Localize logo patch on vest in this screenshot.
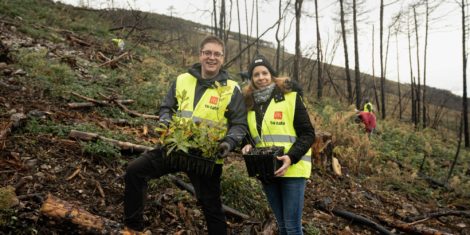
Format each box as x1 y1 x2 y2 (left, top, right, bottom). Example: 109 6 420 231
274 111 283 120
209 96 219 104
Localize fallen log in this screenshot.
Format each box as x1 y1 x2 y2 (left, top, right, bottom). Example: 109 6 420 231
40 194 148 234
69 130 153 153
377 214 454 235
167 175 251 220
315 198 394 235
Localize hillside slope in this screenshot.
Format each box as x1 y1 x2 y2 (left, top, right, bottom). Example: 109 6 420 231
0 1 469 234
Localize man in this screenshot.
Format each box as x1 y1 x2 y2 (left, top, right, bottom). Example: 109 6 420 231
356 111 376 134
123 35 247 234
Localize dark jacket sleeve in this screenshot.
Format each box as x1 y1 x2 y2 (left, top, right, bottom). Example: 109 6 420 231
158 81 177 125
222 86 248 150
286 94 315 164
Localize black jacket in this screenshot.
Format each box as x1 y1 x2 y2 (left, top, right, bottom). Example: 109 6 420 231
245 86 315 164
159 63 248 150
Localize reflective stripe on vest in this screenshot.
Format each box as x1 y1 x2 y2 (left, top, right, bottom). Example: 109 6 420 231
175 73 238 164
247 92 312 178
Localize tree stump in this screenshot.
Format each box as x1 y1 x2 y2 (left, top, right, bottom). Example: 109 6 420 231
311 131 339 175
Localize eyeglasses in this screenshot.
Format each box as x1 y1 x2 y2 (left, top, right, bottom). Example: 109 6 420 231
201 50 224 58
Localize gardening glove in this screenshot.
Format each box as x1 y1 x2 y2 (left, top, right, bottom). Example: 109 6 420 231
217 142 231 159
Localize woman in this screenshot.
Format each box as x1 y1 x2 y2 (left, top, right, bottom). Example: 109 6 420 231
241 54 315 235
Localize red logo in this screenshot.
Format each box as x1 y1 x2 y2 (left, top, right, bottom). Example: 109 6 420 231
274 111 283 120
209 96 219 104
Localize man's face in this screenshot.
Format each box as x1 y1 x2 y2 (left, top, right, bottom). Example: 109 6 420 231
199 42 224 79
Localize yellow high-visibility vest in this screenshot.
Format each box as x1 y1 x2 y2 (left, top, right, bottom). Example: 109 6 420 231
175 73 238 164
247 92 312 178
363 102 373 112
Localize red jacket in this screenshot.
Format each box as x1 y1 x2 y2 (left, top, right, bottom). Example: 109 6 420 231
358 111 376 133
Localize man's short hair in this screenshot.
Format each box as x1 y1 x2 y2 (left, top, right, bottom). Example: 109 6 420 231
200 35 225 53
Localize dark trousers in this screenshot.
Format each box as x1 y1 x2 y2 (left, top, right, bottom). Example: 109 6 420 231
124 148 227 235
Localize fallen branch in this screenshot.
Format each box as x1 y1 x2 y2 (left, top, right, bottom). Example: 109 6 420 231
405 210 470 222
67 100 134 109
69 130 153 153
167 175 250 220
314 198 394 235
377 214 454 235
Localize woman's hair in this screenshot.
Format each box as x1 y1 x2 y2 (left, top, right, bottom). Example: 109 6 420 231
242 76 300 110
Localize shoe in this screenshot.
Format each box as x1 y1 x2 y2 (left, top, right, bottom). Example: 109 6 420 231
121 226 152 235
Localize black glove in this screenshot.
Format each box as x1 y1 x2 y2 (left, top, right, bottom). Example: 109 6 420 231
217 142 231 158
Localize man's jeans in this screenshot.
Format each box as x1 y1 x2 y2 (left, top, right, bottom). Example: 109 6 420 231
124 148 227 234
262 178 306 235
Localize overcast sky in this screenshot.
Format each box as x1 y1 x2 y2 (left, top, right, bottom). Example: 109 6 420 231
56 0 466 96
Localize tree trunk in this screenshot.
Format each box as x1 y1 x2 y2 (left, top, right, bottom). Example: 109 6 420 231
408 13 417 126
396 32 402 120
353 0 361 109
293 0 303 82
413 6 421 129
244 0 251 64
213 0 218 36
423 0 429 128
236 0 243 72
339 0 353 104
275 0 282 71
314 0 323 99
380 0 386 118
372 25 381 115
461 0 469 147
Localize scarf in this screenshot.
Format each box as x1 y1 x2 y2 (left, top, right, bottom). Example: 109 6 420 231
253 83 275 104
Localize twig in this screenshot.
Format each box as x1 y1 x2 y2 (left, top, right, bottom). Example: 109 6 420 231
66 166 81 181
114 100 159 119
98 52 128 67
94 180 105 198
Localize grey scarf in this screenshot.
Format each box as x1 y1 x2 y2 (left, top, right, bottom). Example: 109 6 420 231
253 83 276 104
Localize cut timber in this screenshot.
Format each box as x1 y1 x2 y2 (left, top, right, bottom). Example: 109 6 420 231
40 194 145 234
69 130 153 153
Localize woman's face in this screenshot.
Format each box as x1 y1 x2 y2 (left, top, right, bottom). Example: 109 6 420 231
252 65 273 89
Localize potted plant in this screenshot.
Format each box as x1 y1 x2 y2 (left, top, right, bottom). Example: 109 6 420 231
155 83 230 176
242 146 285 178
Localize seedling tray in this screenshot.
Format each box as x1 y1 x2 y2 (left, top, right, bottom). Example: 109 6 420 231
242 146 284 178
163 148 215 177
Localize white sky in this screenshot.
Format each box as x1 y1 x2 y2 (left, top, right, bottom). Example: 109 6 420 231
56 0 467 96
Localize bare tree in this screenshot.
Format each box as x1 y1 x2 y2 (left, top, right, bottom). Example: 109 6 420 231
213 0 218 36
407 11 417 126
339 0 353 104
353 0 361 109
459 0 469 147
244 0 251 64
314 0 323 99
293 0 303 82
236 0 243 72
413 5 422 128
380 0 386 118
